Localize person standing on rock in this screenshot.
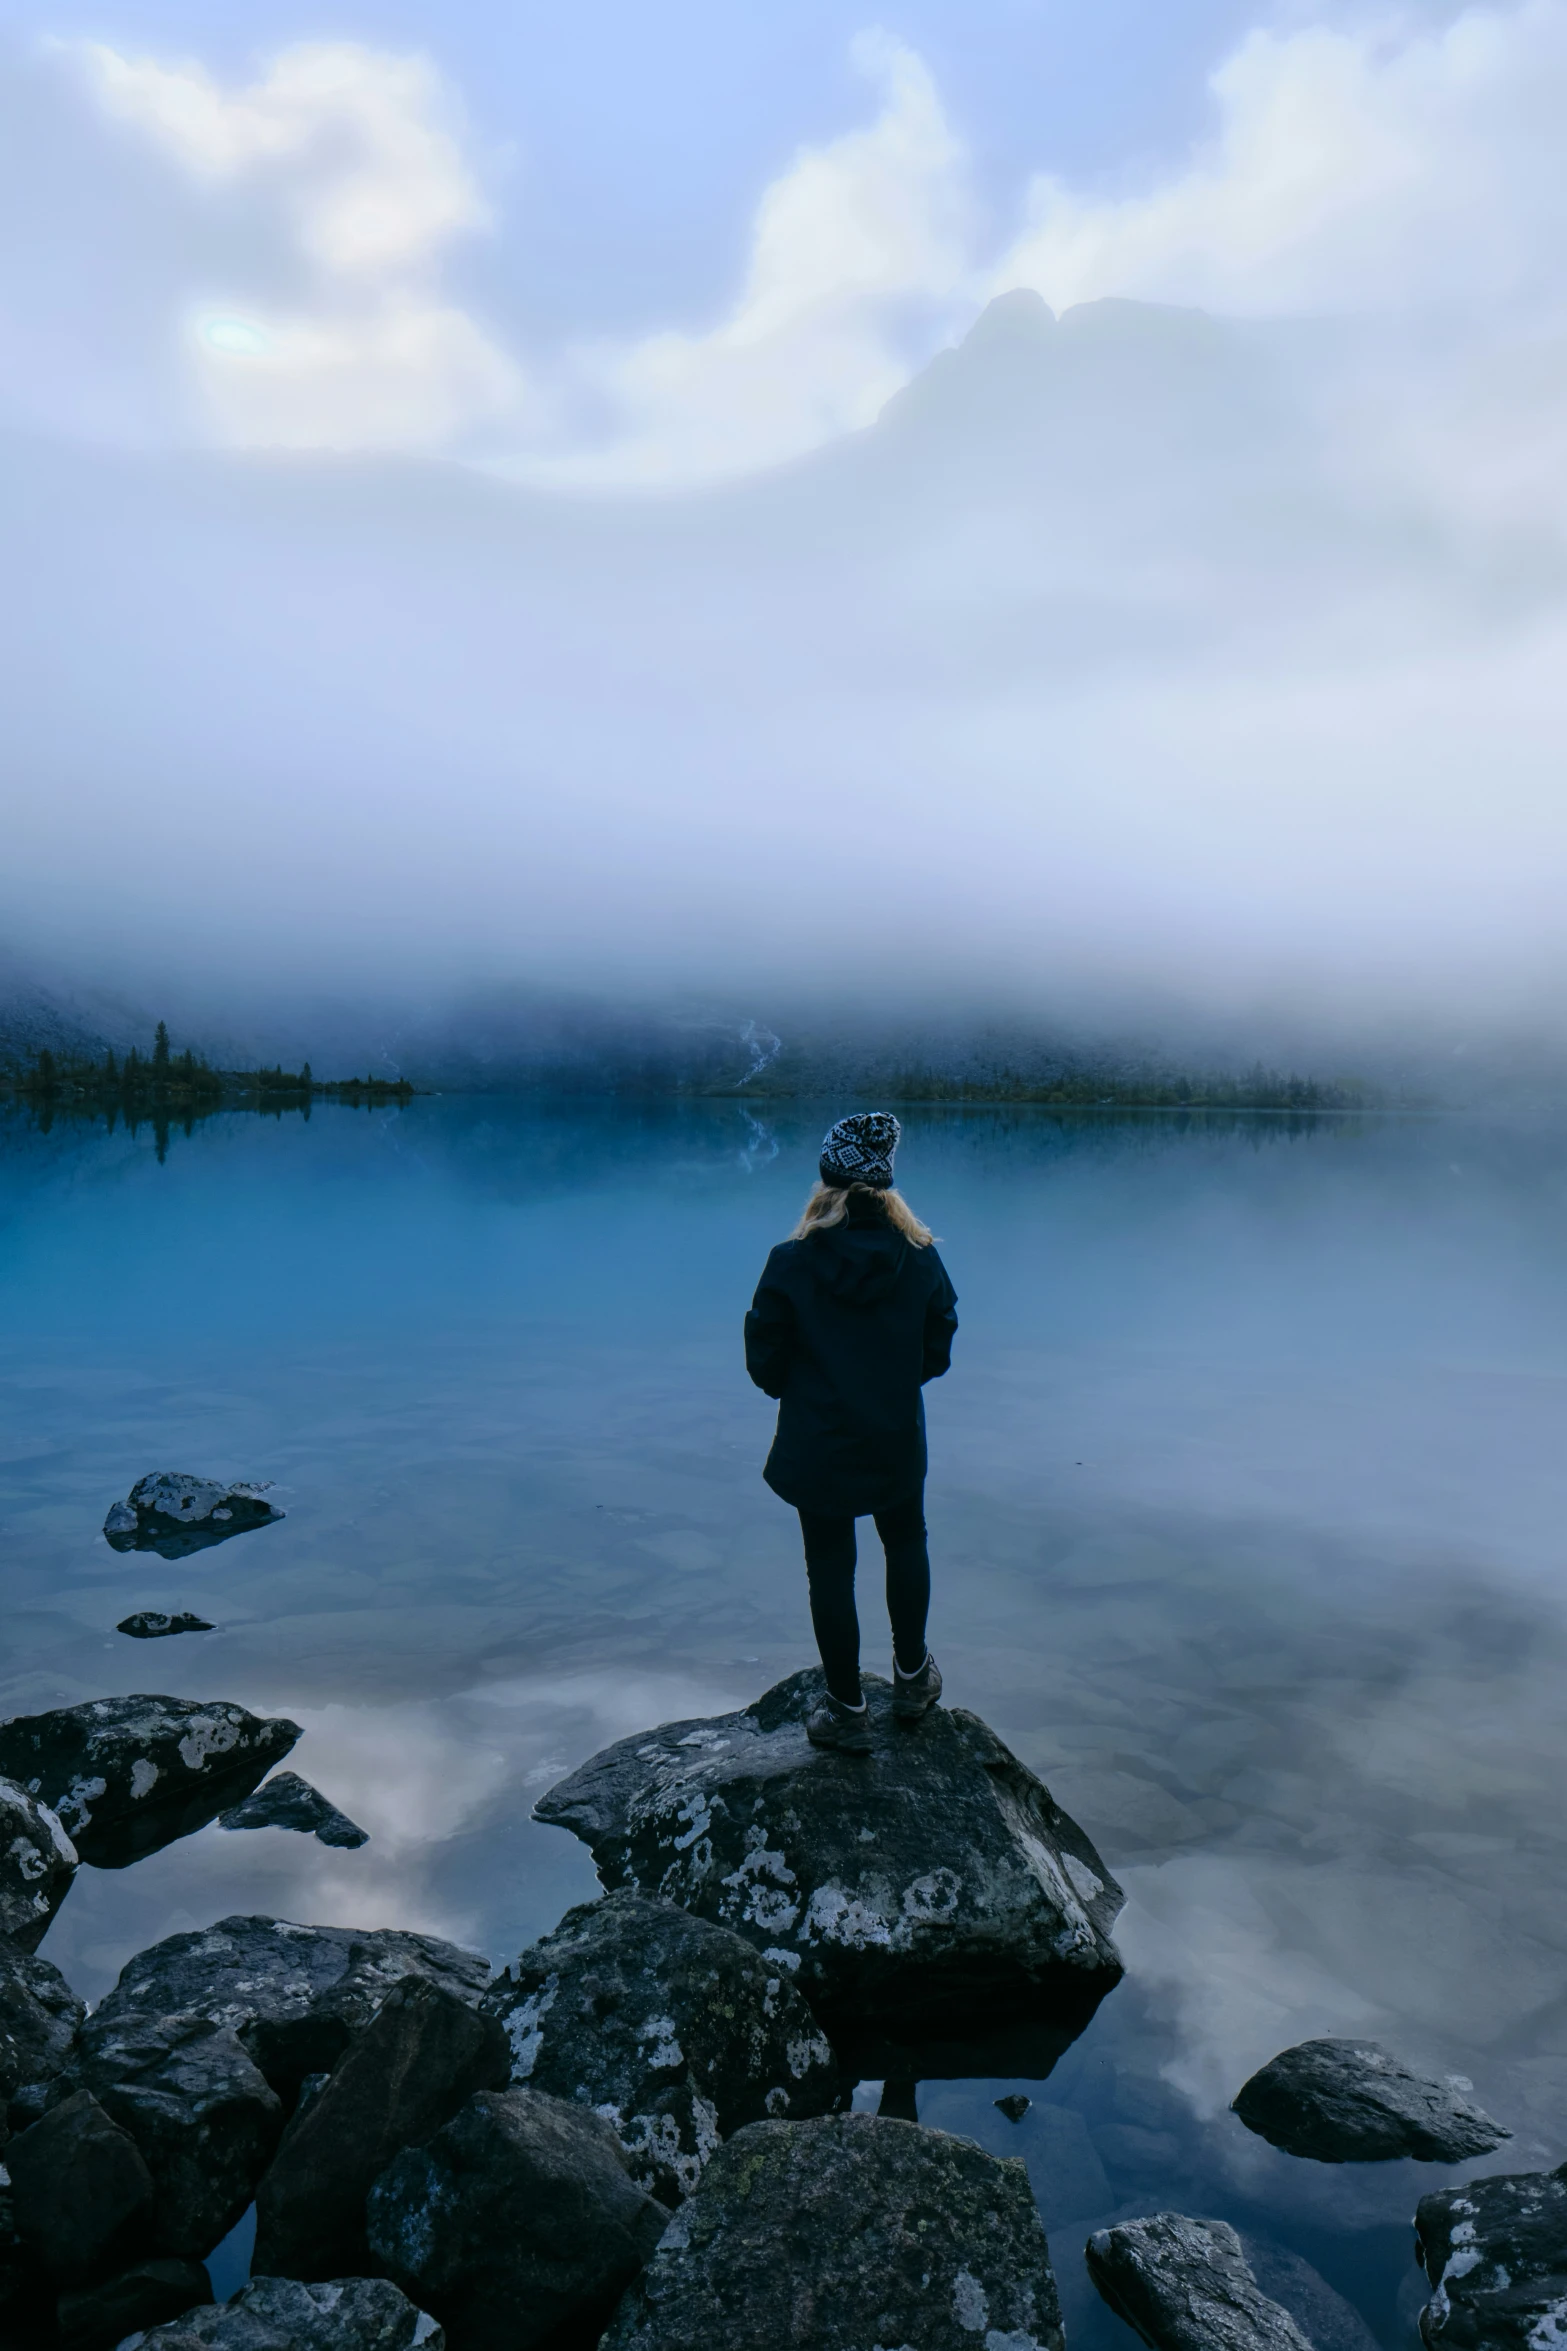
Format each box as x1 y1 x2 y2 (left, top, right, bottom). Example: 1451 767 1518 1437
744 1112 958 1754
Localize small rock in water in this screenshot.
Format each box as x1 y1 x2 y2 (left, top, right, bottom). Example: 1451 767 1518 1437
0 1939 85 2132
219 1771 368 1849
601 2110 1063 2351
0 1695 301 1870
0 1775 78 1951
75 2007 284 2260
120 2273 445 2349
104 1473 284 1561
1086 2215 1314 2351
118 1613 215 1640
92 1914 492 2109
56 2255 213 2351
995 2092 1031 2122
535 1667 1123 2041
367 2085 669 2351
1232 2038 1511 2163
481 1889 839 2204
5 2087 157 2281
1416 2160 1567 2349
252 1976 510 2283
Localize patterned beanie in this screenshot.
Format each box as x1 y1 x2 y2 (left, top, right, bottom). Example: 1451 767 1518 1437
819 1111 902 1191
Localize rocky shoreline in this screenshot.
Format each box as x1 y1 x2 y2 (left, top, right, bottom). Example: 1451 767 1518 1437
0 1642 1551 2348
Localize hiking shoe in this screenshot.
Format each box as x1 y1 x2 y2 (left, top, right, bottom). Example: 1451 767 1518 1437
806 1694 873 1754
892 1652 942 1720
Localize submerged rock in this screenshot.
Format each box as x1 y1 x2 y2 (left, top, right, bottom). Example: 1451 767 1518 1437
92 1915 492 2109
219 1772 368 1849
120 2274 444 2350
253 1976 510 2282
1239 2235 1382 2351
367 2085 669 2351
481 1890 839 2204
1415 2161 1567 2348
0 1696 301 1869
1233 2039 1511 2164
1086 2215 1314 2351
118 1614 215 1641
535 1668 1123 2040
57 2256 213 2351
0 1778 77 1951
602 2110 1063 2351
1 1940 87 2131
104 1474 284 1561
995 2092 1032 2122
75 2007 284 2260
6 2087 157 2281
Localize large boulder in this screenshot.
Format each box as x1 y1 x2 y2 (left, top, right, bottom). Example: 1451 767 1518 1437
57 2257 213 2351
535 1670 1123 2040
1415 2162 1567 2348
1086 2216 1315 2351
1 1937 85 2131
117 2275 444 2349
5 2087 157 2281
252 1977 510 2282
481 1890 839 2203
1233 2040 1511 2163
219 1772 368 1849
366 2086 669 2351
0 1779 77 1950
90 1915 491 2107
104 1474 284 1561
75 2007 284 2259
118 1614 214 1641
0 1698 302 1868
601 2110 1062 2351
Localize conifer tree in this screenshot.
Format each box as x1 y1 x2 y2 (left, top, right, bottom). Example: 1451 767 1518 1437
153 1021 171 1077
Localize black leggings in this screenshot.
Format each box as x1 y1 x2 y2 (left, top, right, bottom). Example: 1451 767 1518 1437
797 1492 930 1707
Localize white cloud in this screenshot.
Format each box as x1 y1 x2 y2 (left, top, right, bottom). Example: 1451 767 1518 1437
995 0 1567 316
486 30 975 486
70 38 486 273
60 36 524 450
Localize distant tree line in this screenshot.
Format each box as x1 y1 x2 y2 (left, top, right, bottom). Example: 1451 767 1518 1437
3 1022 415 1113
854 1061 1368 1111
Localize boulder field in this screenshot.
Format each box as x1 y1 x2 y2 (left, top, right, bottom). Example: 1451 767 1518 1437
0 1668 1134 2349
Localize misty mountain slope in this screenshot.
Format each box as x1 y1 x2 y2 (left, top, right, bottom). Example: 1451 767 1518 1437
4 291 1566 1029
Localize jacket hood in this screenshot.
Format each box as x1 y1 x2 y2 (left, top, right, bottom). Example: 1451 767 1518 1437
805 1219 909 1306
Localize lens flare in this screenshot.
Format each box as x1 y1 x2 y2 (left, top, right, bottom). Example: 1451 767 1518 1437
199 315 270 358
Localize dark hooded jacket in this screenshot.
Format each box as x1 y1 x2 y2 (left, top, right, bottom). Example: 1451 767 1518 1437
744 1194 958 1515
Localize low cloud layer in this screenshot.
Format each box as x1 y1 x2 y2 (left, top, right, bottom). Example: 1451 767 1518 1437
3 6 1567 1053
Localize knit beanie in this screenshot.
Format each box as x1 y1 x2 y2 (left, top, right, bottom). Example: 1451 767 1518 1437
819 1111 901 1191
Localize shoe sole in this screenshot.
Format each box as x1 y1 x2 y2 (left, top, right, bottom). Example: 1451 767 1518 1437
891 1698 936 1721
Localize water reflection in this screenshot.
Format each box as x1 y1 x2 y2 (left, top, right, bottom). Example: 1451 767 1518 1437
3 1097 1566 2346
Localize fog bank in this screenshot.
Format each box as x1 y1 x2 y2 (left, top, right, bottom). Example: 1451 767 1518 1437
6 290 1567 1060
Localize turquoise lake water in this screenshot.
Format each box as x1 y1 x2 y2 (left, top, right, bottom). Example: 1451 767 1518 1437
4 1094 1567 2343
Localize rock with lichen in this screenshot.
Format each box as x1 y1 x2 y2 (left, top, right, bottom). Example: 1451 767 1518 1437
601 2111 1062 2351
481 1890 838 2204
0 1777 77 1951
535 1669 1122 2041
0 1698 301 1868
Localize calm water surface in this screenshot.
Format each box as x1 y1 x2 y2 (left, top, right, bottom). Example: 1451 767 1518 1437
3 1096 1566 2344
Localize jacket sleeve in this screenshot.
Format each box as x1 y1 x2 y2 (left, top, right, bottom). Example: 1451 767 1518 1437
921 1254 959 1384
744 1251 796 1399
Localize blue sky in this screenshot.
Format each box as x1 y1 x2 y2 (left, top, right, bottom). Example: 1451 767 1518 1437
4 0 1276 345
